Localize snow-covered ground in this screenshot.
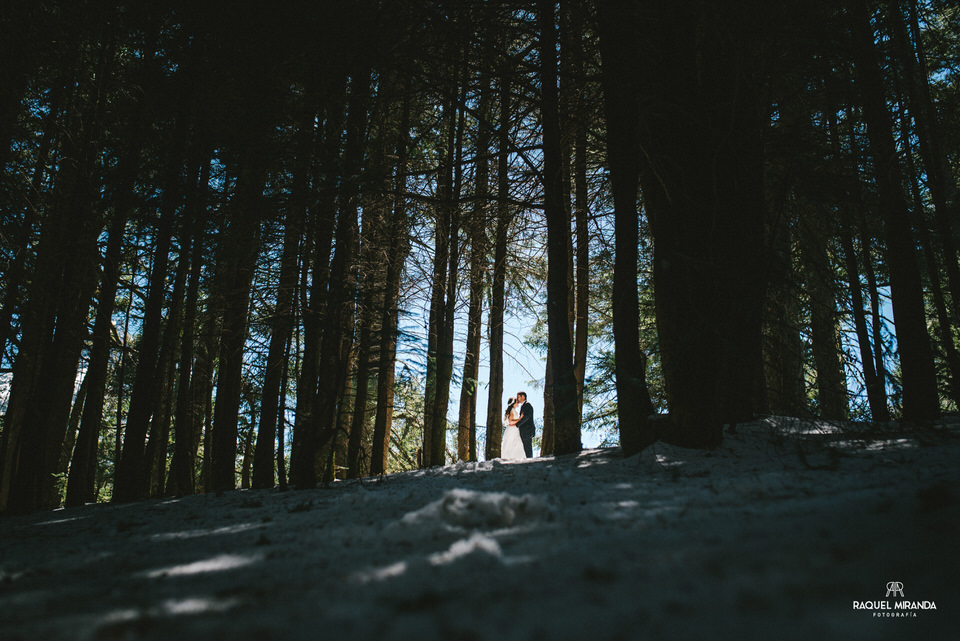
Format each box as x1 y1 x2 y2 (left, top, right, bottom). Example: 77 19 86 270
1 416 957 640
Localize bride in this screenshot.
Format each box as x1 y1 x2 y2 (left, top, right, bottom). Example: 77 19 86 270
500 397 527 460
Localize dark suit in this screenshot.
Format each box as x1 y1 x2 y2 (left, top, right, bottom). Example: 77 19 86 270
516 401 535 457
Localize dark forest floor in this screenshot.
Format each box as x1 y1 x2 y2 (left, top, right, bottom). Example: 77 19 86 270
1 416 958 640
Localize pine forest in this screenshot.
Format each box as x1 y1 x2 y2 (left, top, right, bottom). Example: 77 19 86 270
1 0 959 515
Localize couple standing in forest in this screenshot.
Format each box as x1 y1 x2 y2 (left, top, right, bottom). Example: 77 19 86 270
501 392 535 460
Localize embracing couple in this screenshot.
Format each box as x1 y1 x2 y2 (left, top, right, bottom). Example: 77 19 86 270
501 391 534 460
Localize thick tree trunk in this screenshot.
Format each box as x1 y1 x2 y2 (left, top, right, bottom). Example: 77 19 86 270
609 1 767 447
431 180 461 466
848 0 940 421
209 159 265 493
347 323 372 479
1 147 103 513
457 216 484 462
458 76 490 462
540 1 580 455
328 350 357 481
145 231 188 498
186 268 220 496
862 208 890 416
542 348 556 455
424 76 460 468
0 91 61 364
65 212 126 507
597 0 657 455
113 206 177 502
290 77 345 486
142 141 191 498
371 98 411 476
0 56 108 511
59 374 88 483
167 153 211 497
905 142 960 407
252 210 301 488
295 69 368 487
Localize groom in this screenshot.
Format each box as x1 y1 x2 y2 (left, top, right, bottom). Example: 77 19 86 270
515 391 535 458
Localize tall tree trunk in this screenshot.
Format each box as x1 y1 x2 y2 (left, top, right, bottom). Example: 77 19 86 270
113 203 177 501
327 348 357 482
0 63 107 512
904 136 960 407
572 72 590 429
209 159 265 493
59 368 88 486
197 323 218 493
485 76 512 461
65 214 126 507
290 75 346 485
142 137 190 498
457 209 485 463
145 233 188 498
252 208 301 487
541 0 581 458
848 0 940 421
827 109 889 421
862 207 890 414
542 349 555 454
890 36 960 408
607 1 768 447
761 207 805 416
900 1 960 326
839 219 889 421
253 103 312 489
347 323 372 479
431 82 466 466
540 1 580 455
0 90 62 364
295 69 368 488
597 0 656 455
458 75 490 462
167 152 211 497
114 283 134 489
845 123 891 410
1 168 102 513
371 96 411 475
800 215 848 419
424 73 461 468
347 101 395 478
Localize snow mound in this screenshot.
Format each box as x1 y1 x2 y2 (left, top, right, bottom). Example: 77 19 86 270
429 532 503 564
390 488 554 537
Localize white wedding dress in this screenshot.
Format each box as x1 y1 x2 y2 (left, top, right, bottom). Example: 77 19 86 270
500 406 527 460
